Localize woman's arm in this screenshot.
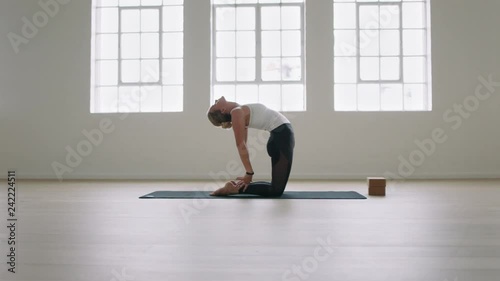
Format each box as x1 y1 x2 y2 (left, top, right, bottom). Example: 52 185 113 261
231 108 254 175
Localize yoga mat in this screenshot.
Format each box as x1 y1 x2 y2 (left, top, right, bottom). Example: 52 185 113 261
139 191 367 199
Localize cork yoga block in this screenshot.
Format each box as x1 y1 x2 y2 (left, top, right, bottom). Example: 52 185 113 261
367 177 386 196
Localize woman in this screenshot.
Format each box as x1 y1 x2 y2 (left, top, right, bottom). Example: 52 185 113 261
207 96 295 197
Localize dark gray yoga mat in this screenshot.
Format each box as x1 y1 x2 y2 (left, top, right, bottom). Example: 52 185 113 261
139 191 366 199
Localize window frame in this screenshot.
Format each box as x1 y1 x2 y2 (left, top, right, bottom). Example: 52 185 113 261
333 0 432 112
211 1 306 110
118 6 163 86
91 0 185 113
356 2 404 84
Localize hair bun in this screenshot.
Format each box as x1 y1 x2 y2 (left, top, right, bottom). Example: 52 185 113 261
221 122 232 129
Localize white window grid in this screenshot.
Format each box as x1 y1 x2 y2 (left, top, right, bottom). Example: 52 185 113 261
334 0 432 112
356 2 403 84
118 6 163 86
91 0 184 113
211 0 306 111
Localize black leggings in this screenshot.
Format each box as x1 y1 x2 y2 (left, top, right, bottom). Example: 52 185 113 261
239 123 295 197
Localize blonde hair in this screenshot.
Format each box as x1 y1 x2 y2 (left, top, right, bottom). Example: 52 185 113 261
207 110 232 129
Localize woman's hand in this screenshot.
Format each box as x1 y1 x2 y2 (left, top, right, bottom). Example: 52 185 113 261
235 174 253 191
236 173 253 183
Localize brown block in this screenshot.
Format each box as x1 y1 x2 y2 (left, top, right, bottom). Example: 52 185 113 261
367 177 386 196
367 177 386 187
369 185 386 196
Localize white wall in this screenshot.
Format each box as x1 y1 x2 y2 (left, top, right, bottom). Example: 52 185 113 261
1 0 499 181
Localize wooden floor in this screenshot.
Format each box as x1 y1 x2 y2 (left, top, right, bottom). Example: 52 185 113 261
1 179 500 281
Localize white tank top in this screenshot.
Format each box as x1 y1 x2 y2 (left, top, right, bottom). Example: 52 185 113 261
244 103 290 132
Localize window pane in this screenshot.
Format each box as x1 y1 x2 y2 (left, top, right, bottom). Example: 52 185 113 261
141 86 162 112
162 59 183 84
380 30 400 56
96 34 118 59
121 10 140 32
261 7 280 30
236 31 255 57
359 5 379 29
163 33 183 58
379 5 400 29
334 3 356 29
142 0 162 5
334 30 357 57
141 33 160 58
164 0 184 5
334 84 357 111
403 29 426 56
404 84 427 110
358 84 380 111
282 6 300 30
259 84 282 111
216 8 235 31
262 58 281 81
118 86 141 112
121 60 140 83
97 60 118 85
120 0 139 6
236 0 257 4
360 57 380 81
282 57 301 81
282 84 304 111
94 87 118 113
141 59 160 82
163 6 183 31
404 57 426 83
216 58 236 81
121 33 140 59
262 31 281 57
380 57 400 80
213 85 236 101
403 2 426 29
162 86 183 112
141 9 160 32
97 8 118 33
282 31 301 57
380 84 403 111
237 58 255 81
217 32 236 57
236 7 255 30
334 57 357 83
236 85 259 104
359 30 379 56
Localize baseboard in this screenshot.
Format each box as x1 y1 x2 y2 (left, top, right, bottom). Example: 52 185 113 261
2 172 500 181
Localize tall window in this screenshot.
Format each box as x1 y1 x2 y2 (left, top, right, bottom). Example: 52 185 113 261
212 0 305 112
91 0 184 113
333 0 431 111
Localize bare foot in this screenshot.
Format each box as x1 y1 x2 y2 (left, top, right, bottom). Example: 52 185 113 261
210 181 240 196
